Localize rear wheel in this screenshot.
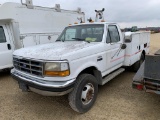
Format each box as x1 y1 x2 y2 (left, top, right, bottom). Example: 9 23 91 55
68 74 98 113
132 53 145 72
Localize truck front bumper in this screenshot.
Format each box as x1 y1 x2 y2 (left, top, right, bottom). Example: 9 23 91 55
11 69 75 96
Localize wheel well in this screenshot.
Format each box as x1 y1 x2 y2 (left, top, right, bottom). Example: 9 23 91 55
79 66 96 76
77 66 102 84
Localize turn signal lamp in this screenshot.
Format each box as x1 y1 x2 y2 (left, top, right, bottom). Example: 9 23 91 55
45 70 70 77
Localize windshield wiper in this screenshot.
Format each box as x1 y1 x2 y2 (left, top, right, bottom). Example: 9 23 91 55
56 39 65 42
72 38 90 43
56 39 61 42
72 38 85 41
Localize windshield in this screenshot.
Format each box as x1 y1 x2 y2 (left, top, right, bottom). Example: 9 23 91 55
57 24 104 42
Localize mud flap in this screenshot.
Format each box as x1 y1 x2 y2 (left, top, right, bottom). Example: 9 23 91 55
133 61 145 83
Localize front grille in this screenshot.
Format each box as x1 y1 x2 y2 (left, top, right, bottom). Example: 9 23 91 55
13 57 44 77
144 79 160 91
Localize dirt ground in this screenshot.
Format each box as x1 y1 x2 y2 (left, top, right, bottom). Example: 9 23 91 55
0 33 160 120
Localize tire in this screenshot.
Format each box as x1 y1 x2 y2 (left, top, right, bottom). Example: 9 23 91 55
68 74 98 113
132 53 145 72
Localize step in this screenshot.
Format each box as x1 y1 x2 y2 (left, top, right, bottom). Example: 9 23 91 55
102 68 125 85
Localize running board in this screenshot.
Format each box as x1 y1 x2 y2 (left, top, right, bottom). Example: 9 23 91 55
102 68 125 85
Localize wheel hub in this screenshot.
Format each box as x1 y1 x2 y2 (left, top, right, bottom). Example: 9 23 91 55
81 83 94 105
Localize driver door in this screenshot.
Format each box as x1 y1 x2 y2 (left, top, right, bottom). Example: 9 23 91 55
107 25 124 71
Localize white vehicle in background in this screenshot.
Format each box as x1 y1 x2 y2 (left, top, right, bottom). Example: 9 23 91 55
11 9 150 113
0 0 85 70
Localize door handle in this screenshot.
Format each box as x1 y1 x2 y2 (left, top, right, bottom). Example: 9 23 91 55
7 44 11 50
97 56 103 61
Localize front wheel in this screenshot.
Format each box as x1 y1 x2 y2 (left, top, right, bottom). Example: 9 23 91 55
68 74 98 113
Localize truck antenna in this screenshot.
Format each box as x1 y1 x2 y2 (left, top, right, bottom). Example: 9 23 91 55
21 0 33 9
77 17 83 23
87 17 93 23
95 8 105 22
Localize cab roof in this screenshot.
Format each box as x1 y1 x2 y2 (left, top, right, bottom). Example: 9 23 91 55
69 22 117 27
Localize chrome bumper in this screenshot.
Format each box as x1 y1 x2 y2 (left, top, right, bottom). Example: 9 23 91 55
11 69 75 96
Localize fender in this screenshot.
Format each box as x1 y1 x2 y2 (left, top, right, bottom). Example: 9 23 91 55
72 61 100 79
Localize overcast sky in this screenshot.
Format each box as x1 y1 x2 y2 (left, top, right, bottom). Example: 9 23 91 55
1 0 160 28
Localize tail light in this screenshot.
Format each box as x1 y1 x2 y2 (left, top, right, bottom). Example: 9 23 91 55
136 84 143 90
132 83 144 91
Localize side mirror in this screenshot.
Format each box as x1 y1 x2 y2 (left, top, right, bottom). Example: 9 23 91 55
121 44 127 49
125 39 131 43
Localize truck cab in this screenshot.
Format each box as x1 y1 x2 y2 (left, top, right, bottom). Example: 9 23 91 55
55 23 124 75
11 22 150 113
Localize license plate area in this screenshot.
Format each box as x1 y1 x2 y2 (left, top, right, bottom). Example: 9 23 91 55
19 82 29 92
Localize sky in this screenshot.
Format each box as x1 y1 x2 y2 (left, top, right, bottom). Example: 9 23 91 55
1 0 160 28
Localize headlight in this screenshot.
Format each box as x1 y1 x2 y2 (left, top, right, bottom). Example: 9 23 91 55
44 62 70 77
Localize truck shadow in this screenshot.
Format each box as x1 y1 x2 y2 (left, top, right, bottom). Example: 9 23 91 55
12 92 80 118
0 70 11 80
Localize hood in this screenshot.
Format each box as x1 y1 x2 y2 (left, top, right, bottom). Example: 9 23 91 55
13 41 100 60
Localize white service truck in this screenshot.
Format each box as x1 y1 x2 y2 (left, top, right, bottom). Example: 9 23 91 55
11 22 150 113
0 0 84 70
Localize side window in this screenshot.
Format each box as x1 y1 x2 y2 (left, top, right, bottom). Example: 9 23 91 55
0 26 6 43
108 25 120 43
